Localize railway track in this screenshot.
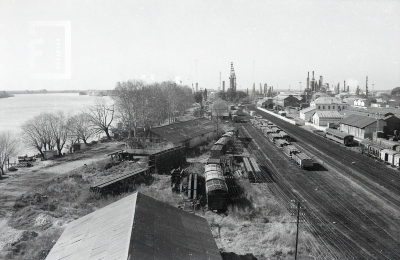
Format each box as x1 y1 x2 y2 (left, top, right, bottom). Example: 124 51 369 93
236 119 400 259
240 123 364 259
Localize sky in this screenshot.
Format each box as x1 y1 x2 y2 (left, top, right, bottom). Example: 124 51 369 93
0 0 399 92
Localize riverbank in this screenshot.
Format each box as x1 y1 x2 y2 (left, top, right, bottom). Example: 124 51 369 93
0 141 124 259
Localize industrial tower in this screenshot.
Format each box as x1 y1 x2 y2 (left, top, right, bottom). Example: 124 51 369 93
229 62 236 92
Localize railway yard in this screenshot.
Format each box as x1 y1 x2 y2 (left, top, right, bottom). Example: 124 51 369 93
241 107 400 259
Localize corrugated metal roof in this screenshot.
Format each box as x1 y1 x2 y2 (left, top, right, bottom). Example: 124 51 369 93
46 193 222 260
150 118 217 144
314 111 342 118
340 114 379 128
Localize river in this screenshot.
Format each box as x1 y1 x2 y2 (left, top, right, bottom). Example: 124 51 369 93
0 93 114 157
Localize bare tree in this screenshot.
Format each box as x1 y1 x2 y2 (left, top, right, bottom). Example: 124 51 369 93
22 114 49 157
46 112 70 155
85 99 115 139
68 113 97 144
0 131 19 177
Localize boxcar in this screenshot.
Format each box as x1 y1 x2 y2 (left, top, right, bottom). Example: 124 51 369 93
325 128 354 146
376 138 399 151
205 165 229 211
380 149 399 164
292 152 313 169
394 154 400 167
368 144 384 159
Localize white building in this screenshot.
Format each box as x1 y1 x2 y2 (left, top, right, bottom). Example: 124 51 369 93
311 97 348 111
312 111 342 126
299 107 316 121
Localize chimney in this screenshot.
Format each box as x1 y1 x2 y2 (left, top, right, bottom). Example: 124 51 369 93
222 81 225 92
196 83 198 92
344 80 346 92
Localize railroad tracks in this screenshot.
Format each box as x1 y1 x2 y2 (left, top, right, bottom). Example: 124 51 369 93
236 120 400 259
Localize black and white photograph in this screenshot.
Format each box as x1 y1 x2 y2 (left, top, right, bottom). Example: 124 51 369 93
0 0 399 259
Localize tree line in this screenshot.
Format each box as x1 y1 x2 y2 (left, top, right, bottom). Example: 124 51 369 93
0 81 193 175
113 80 193 137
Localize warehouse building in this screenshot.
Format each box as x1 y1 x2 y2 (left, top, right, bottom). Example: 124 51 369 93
299 106 316 121
45 192 222 260
340 114 387 139
312 111 342 126
310 97 348 111
274 94 301 108
148 118 222 149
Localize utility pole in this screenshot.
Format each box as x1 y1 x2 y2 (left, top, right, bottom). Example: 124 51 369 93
295 201 300 260
291 200 306 260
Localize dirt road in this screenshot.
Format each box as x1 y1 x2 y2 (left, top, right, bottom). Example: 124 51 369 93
0 142 123 252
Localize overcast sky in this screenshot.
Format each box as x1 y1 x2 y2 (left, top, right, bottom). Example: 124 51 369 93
0 0 399 92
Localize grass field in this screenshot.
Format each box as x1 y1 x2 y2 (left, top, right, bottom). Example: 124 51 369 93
3 155 330 260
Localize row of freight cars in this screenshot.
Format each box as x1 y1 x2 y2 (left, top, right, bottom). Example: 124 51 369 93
205 131 237 211
360 138 400 168
251 116 314 170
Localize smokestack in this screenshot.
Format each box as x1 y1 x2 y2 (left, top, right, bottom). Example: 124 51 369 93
344 80 346 92
319 76 323 91
253 83 255 94
222 81 225 92
366 76 368 97
312 71 315 91
260 83 262 94
307 72 310 90
196 83 198 92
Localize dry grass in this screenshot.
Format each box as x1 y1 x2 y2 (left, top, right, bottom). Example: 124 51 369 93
3 155 332 260
4 160 148 259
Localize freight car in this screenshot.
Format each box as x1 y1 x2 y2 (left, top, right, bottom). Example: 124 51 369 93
360 140 384 159
268 133 281 142
375 138 399 151
242 157 253 179
248 157 262 182
292 152 313 169
283 145 300 157
275 139 290 148
380 149 399 165
325 128 354 146
205 164 229 211
278 131 290 141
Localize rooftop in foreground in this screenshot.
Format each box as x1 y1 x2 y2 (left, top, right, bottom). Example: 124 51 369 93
45 192 221 260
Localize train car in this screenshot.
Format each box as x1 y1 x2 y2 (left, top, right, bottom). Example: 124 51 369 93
359 139 374 154
270 127 281 133
292 152 313 169
283 145 300 157
380 149 399 165
205 164 229 211
275 139 290 148
368 144 384 159
248 157 262 183
210 145 223 158
242 157 253 179
268 133 281 142
376 138 400 151
393 154 400 167
278 131 290 141
325 128 354 146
